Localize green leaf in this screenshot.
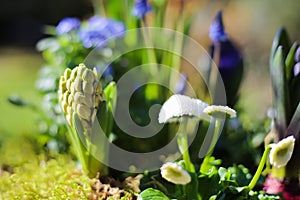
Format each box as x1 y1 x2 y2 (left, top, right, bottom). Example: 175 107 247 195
270 28 290 65
270 47 290 137
104 81 117 114
286 102 300 138
289 74 300 114
285 42 299 81
185 172 200 200
137 188 170 200
218 167 231 182
102 81 117 136
198 170 220 199
8 94 29 107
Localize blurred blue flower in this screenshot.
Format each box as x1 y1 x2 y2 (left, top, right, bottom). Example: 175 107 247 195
79 16 125 48
209 10 243 107
132 0 152 19
209 11 227 43
294 63 300 77
294 46 300 63
56 17 80 35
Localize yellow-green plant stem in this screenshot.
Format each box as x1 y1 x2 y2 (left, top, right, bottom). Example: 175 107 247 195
169 5 185 92
271 166 285 178
92 0 106 16
67 125 89 174
140 19 159 77
177 118 195 173
206 118 222 157
248 145 272 190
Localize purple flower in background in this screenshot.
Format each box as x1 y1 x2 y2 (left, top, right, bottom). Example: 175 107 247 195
132 0 152 19
209 10 243 107
79 16 125 48
56 17 80 35
209 11 227 43
294 63 300 77
175 73 187 94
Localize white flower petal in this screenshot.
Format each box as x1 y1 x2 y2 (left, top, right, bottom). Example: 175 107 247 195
160 162 191 185
269 136 295 168
203 105 236 119
158 94 211 123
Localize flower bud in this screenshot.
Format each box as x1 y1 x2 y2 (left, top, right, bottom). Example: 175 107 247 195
269 136 295 168
132 0 152 19
203 105 236 119
58 64 105 131
160 162 191 185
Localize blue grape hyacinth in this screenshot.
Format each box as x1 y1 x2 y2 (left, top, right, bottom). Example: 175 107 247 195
209 11 227 43
132 0 152 19
79 16 125 48
209 10 243 107
56 17 81 35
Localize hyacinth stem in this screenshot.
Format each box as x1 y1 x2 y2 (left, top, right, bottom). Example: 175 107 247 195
248 145 272 190
177 118 195 173
92 0 106 16
210 43 221 103
67 125 89 174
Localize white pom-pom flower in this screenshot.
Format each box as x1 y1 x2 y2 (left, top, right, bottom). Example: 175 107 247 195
160 162 191 185
158 94 211 123
269 136 295 168
203 105 236 119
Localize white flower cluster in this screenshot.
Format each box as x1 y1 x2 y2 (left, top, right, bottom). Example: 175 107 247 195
58 63 105 131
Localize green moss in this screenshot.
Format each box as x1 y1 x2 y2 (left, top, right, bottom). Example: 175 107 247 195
0 137 136 199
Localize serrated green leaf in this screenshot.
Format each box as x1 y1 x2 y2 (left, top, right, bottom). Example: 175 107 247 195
285 42 299 81
270 47 290 137
137 188 170 200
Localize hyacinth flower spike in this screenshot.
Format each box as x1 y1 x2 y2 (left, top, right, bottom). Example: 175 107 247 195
58 64 116 177
209 10 243 107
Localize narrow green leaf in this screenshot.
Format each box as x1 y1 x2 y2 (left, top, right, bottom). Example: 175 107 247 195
286 102 300 138
289 74 300 113
102 81 117 136
137 188 170 200
270 47 290 137
270 28 290 65
8 95 29 107
285 42 299 81
104 81 117 114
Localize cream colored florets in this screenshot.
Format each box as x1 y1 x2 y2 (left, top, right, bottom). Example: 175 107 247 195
58 63 105 131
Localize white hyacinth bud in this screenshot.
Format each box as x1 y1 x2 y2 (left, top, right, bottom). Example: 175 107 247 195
58 63 105 131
